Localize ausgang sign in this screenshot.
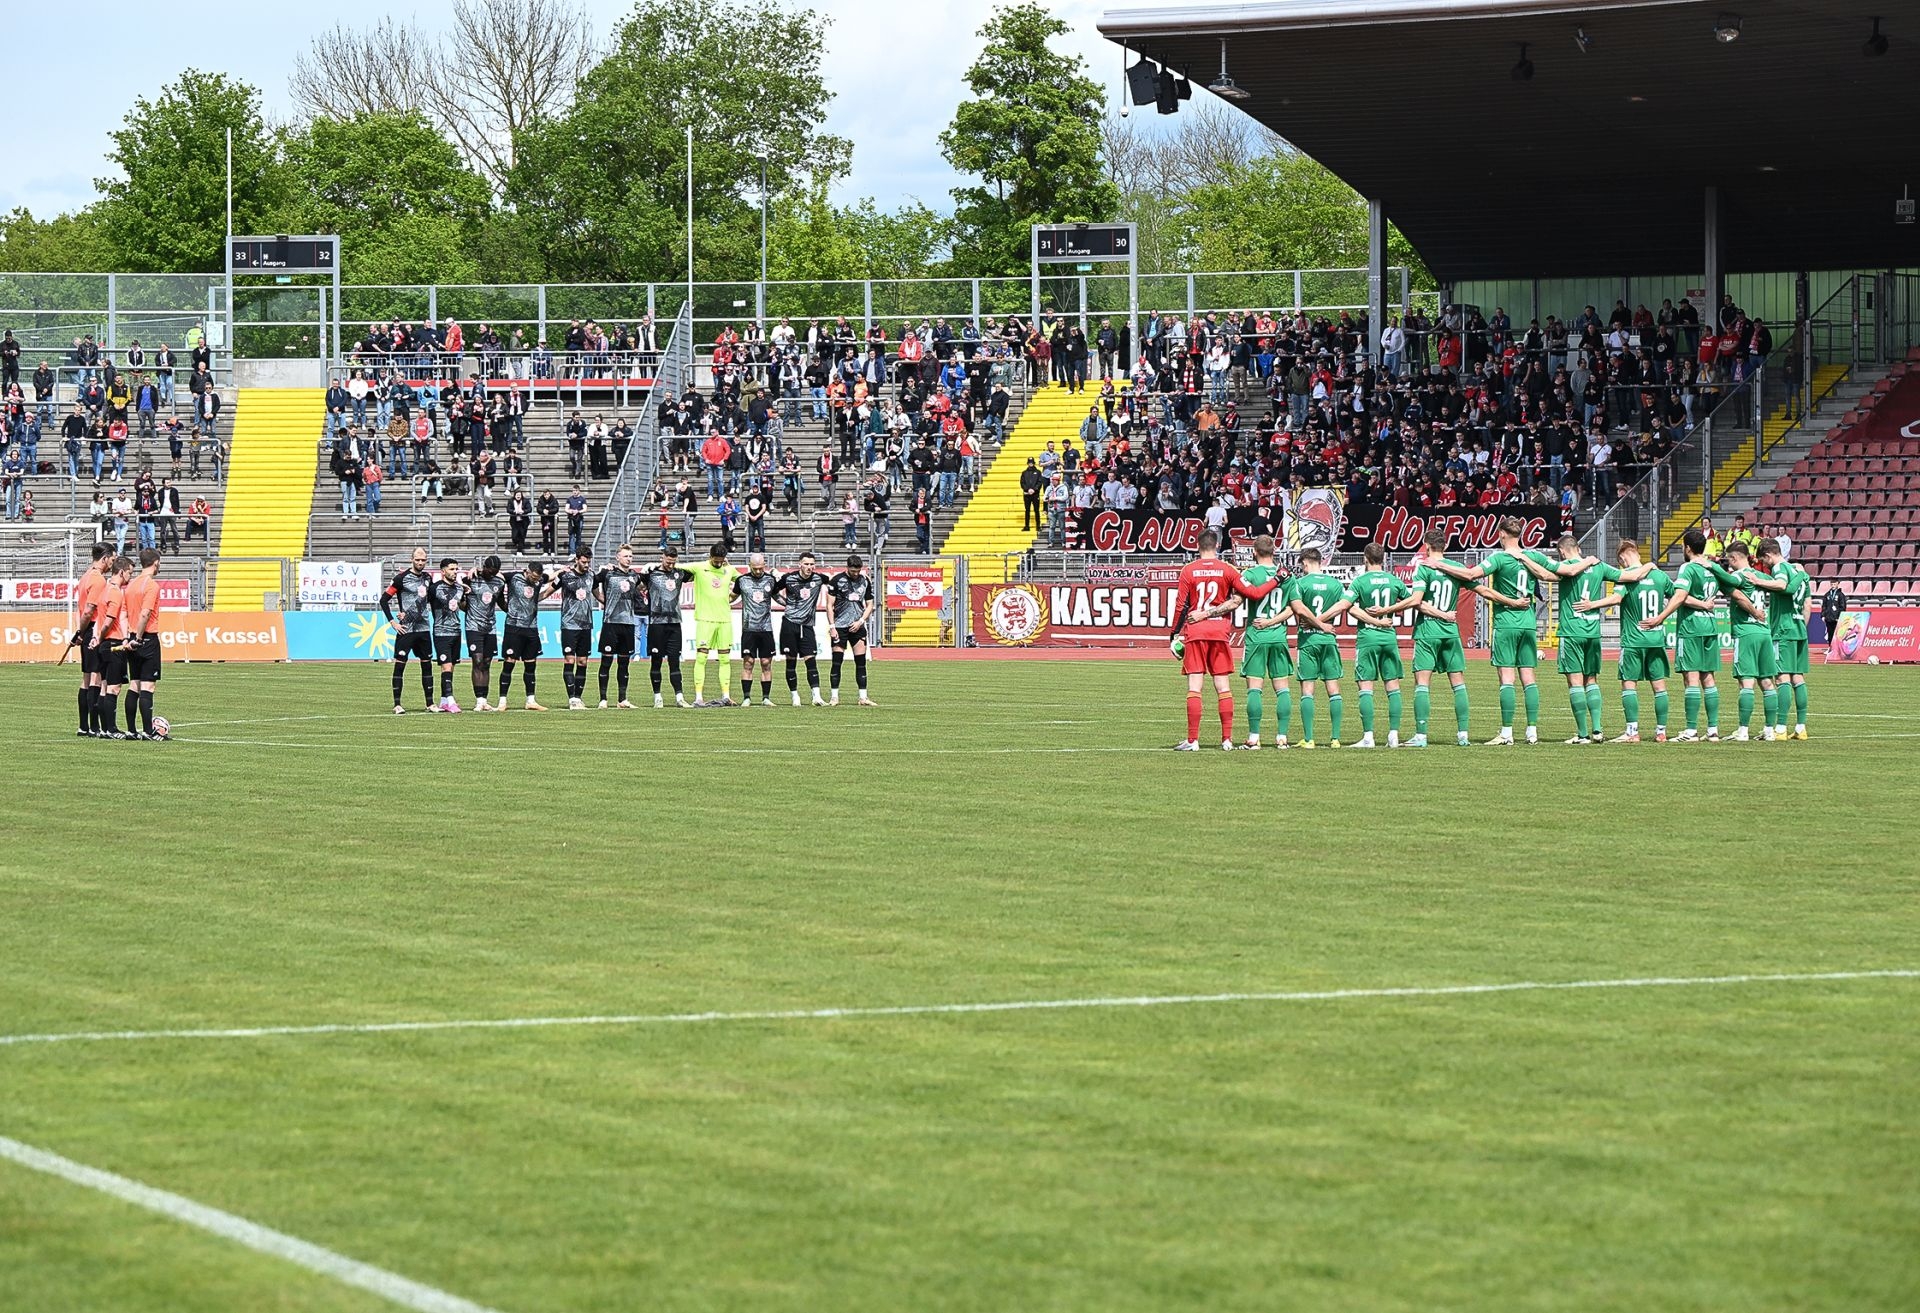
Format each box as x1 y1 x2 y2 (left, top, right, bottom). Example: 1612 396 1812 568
1034 225 1133 260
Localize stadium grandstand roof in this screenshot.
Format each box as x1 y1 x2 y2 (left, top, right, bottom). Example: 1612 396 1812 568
1099 0 1920 282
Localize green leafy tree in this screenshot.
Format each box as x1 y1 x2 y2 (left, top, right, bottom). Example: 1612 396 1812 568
282 112 491 282
97 71 290 273
939 3 1118 278
766 178 949 284
0 208 116 274
507 0 847 284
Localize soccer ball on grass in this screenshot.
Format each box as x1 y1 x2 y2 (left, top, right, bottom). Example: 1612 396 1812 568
152 715 171 739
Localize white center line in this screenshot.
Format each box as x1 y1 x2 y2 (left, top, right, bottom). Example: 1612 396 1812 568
4 970 1911 1050
0 1134 504 1313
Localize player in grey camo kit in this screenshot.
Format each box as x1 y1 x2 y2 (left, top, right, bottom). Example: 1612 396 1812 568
427 558 467 712
553 549 596 709
642 548 694 709
462 555 509 711
594 545 642 708
496 559 552 710
732 553 780 706
827 554 878 706
380 546 436 713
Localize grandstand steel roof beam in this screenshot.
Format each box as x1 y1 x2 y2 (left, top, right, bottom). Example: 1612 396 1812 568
1705 185 1725 331
1367 198 1387 367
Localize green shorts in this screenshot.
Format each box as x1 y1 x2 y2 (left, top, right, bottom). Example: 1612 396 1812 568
1490 628 1538 669
1677 633 1721 674
1354 642 1403 683
1732 629 1778 680
1618 647 1670 683
1240 640 1292 681
1557 636 1602 678
1413 630 1465 675
1774 638 1808 676
1295 638 1343 683
695 618 733 651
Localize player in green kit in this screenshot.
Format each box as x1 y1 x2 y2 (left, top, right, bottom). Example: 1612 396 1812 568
1289 548 1349 748
1405 527 1473 747
1344 541 1410 748
1574 538 1672 742
683 543 739 706
1644 527 1722 742
1236 535 1294 749
1517 533 1624 745
1715 541 1779 741
1762 539 1811 738
1426 518 1551 744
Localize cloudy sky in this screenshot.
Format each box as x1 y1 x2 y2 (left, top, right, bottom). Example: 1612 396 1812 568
4 0 1180 220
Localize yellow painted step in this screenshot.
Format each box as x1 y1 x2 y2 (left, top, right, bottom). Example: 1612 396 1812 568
896 384 1116 643
212 389 325 610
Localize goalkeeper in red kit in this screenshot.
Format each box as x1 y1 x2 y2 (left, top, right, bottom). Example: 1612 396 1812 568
1171 529 1283 751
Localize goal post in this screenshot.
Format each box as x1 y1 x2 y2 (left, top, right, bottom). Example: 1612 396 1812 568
0 521 102 618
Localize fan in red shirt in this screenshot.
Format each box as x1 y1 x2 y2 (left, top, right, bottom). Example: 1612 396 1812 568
1171 529 1282 751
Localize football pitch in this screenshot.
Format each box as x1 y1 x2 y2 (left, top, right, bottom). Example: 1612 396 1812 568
2 658 1917 1312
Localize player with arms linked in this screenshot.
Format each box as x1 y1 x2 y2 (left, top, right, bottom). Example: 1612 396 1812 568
773 551 830 706
380 546 436 714
1170 528 1282 751
827 554 877 707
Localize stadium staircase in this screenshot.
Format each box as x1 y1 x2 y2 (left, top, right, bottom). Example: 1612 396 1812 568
1653 364 1849 561
305 398 627 569
1752 350 1920 601
212 389 325 609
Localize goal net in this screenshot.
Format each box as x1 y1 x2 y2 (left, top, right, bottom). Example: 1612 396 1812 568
0 521 101 614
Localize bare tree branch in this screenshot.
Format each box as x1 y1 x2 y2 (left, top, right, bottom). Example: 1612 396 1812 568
420 0 597 194
289 19 428 122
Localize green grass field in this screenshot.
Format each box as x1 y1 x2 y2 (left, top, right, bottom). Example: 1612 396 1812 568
2 657 1917 1312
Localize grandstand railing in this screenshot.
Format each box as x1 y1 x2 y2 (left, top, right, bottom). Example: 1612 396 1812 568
592 304 690 563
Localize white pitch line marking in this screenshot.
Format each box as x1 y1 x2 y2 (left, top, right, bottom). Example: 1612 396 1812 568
0 1134 503 1313
3 970 1911 1051
167 736 1162 756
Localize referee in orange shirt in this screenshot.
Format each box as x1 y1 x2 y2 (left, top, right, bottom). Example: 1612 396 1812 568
72 543 112 736
122 549 166 740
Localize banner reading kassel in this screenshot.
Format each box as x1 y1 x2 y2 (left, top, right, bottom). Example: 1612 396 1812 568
1341 504 1563 553
1825 608 1920 663
0 612 287 662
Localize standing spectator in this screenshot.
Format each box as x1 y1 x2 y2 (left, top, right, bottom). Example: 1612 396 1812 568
1821 580 1846 639
508 489 532 551
1020 458 1043 531
0 443 23 520
912 488 932 553
363 458 383 517
537 488 559 554
744 482 768 553
0 329 19 389
155 478 181 552
1045 472 1069 547
565 484 587 556
333 442 361 520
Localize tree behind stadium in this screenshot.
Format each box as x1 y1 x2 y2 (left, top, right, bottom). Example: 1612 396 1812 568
506 0 848 286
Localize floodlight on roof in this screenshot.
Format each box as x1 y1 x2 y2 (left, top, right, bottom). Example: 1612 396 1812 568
1714 13 1742 43
1511 43 1534 82
1209 37 1251 100
1573 26 1593 54
1864 17 1888 57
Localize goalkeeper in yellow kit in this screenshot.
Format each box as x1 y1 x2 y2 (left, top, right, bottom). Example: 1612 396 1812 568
683 543 740 706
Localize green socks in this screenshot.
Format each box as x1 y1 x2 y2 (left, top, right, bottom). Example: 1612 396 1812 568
1274 688 1292 739
1621 688 1640 728
1794 681 1807 726
1762 686 1777 730
1452 683 1470 733
1499 683 1516 729
1739 687 1754 729
1654 689 1670 730
1414 686 1430 735
1585 685 1603 736
1246 687 1263 739
1387 689 1403 734
1704 685 1720 731
1327 694 1342 742
1358 691 1374 735
1524 682 1540 727
1570 689 1588 738
1685 686 1701 729
1299 695 1315 742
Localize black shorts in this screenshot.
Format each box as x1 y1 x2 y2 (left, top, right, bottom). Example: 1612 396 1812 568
433 631 463 663
77 623 98 674
833 625 869 649
599 621 636 656
394 630 433 660
102 645 130 686
503 625 542 661
741 629 775 660
561 627 592 658
646 622 681 658
466 630 497 662
128 636 163 684
779 621 816 658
